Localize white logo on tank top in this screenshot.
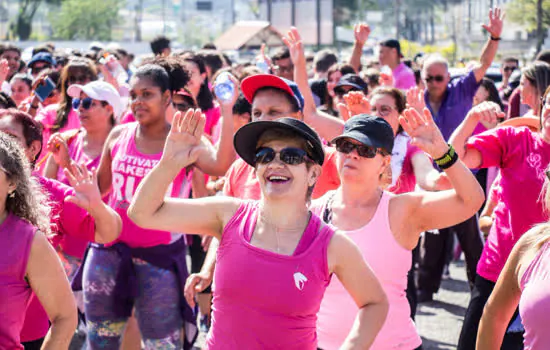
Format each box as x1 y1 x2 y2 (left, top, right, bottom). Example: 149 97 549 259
293 272 308 291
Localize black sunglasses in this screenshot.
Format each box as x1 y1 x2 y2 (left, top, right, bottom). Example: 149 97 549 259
503 66 517 73
172 102 194 112
335 139 386 158
335 87 360 97
254 147 311 166
425 75 445 83
72 97 93 110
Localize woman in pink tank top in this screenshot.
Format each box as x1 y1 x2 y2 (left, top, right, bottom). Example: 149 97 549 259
311 112 484 350
130 115 389 349
80 61 235 349
0 132 78 349
477 131 550 349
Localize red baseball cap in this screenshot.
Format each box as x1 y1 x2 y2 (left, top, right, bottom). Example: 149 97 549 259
241 74 304 111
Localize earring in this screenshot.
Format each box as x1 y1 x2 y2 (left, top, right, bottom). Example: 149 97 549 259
8 192 15 198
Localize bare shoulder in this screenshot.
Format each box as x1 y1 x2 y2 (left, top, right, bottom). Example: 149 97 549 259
327 230 361 273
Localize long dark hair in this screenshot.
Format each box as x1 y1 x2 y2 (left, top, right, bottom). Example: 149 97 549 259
480 78 504 111
182 53 214 111
54 58 97 132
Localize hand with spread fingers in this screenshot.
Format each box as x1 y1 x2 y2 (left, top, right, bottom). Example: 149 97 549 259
0 59 9 84
354 23 371 46
406 87 426 114
344 91 371 118
47 133 71 169
282 27 306 69
161 109 206 170
399 108 449 159
482 7 505 39
63 163 103 212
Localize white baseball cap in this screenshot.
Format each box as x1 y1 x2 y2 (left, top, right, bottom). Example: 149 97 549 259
68 81 124 119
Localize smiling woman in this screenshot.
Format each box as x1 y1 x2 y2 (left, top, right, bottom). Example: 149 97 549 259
128 112 389 349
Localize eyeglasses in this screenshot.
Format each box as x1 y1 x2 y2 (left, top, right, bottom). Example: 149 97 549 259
503 66 517 73
72 97 94 110
371 105 395 117
334 139 386 158
425 75 445 83
254 147 311 166
68 75 89 85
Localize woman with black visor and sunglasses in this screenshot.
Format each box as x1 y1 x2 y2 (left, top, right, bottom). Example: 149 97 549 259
129 111 389 349
311 111 484 350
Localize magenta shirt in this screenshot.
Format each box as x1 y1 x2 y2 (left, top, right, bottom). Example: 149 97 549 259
392 62 416 91
519 241 550 349
0 214 37 349
388 141 422 195
467 126 550 282
206 201 335 349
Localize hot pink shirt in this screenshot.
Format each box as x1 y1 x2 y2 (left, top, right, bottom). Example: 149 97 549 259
387 141 422 195
35 104 81 174
204 105 221 137
312 191 421 349
109 122 189 248
519 240 550 349
393 62 416 91
206 201 335 349
0 213 37 349
467 126 550 282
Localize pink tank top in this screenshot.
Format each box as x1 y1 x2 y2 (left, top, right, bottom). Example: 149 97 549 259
519 240 550 350
0 213 37 349
57 130 100 258
312 191 421 350
109 122 190 248
206 201 335 349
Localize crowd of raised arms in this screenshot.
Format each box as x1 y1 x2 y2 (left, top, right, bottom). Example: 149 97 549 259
1 6 550 350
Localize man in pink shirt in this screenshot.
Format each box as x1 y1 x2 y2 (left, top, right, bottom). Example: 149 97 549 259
379 39 416 91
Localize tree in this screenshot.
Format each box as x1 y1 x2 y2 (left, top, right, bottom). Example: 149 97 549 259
507 0 550 54
13 0 60 40
49 0 124 40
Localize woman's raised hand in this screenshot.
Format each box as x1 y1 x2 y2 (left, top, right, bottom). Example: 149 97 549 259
161 109 206 170
406 87 426 114
337 91 371 121
400 108 449 159
64 163 103 212
47 133 71 168
467 101 504 125
282 27 306 69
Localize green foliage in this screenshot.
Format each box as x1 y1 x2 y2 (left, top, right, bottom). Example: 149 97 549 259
401 39 456 61
13 0 60 40
507 0 550 31
49 0 124 40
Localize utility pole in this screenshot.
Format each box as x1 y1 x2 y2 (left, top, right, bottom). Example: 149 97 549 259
267 0 272 23
291 0 296 26
316 0 321 49
395 0 401 39
162 0 166 34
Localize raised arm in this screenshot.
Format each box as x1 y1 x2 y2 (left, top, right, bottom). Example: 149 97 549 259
283 28 344 141
328 232 388 349
127 109 239 239
27 231 78 349
393 108 485 249
449 101 503 169
473 8 504 82
349 24 370 73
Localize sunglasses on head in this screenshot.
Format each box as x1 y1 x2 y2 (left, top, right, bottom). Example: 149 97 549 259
425 75 445 83
72 97 94 110
503 66 517 73
334 139 386 158
254 147 312 166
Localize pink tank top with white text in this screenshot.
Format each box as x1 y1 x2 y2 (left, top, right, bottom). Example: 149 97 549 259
109 122 189 248
0 213 37 349
206 201 335 349
312 191 421 349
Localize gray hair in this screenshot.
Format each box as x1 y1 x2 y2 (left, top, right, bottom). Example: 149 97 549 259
422 55 449 73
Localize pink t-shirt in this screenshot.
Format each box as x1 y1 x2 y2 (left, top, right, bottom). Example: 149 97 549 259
35 104 81 173
108 122 190 248
467 126 550 282
312 191 422 350
387 141 422 195
519 240 550 350
206 201 335 349
393 62 416 91
0 213 36 349
204 104 221 137
223 147 340 200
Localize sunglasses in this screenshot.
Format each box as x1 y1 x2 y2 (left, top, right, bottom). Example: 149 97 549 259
334 139 386 158
335 87 361 98
72 97 94 110
425 75 445 83
371 105 395 117
503 66 517 73
254 147 311 166
172 102 194 112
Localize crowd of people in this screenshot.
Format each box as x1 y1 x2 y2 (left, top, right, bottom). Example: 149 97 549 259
1 6 550 350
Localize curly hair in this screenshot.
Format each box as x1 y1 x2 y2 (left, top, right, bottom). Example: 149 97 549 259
0 132 50 235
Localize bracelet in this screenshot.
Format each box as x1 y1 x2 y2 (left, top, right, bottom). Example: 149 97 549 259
30 104 38 109
490 36 501 41
434 144 459 170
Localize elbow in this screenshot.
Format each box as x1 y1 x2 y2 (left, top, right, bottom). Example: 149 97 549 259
127 204 148 228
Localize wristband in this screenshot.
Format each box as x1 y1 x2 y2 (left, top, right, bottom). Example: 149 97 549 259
490 36 501 41
434 144 459 170
30 104 38 109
